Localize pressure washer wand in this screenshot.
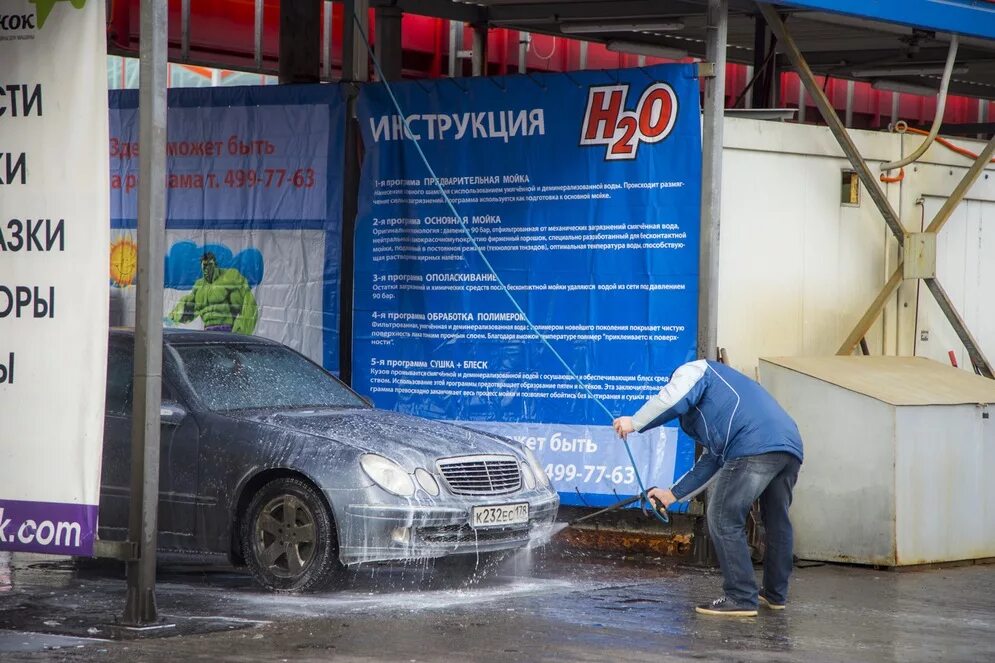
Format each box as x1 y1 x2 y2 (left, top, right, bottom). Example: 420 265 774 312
567 489 670 527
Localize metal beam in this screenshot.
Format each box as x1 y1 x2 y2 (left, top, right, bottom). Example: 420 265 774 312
925 132 995 234
372 0 484 24
518 31 530 74
693 0 727 569
697 0 727 364
180 0 190 62
923 278 995 378
279 0 321 84
123 0 167 626
449 20 460 77
339 0 368 386
254 0 264 72
323 0 333 81
471 23 487 76
837 264 903 355
757 3 906 245
375 4 403 81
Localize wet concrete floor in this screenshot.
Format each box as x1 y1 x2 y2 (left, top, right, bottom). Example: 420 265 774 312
0 548 992 662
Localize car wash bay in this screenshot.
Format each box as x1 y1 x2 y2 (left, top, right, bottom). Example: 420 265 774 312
4 0 995 660
0 551 993 661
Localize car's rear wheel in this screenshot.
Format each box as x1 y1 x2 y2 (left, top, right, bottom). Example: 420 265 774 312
241 477 342 592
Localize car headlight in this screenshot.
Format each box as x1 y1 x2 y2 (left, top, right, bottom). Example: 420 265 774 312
523 447 550 488
414 468 440 496
520 462 536 490
360 453 415 497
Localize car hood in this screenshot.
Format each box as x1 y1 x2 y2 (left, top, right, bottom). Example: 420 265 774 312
236 407 522 462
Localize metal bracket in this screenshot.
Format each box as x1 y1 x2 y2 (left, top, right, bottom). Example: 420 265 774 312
93 539 139 561
904 233 937 279
697 62 717 79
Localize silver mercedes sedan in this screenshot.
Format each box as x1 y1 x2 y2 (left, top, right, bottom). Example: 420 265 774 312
99 329 559 592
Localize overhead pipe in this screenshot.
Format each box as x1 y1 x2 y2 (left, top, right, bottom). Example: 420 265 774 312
880 35 959 172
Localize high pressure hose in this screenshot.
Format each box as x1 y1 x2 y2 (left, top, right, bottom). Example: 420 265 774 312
352 18 670 525
880 35 959 173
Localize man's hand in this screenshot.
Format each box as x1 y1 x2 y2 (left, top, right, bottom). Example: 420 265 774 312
613 416 635 439
647 487 677 509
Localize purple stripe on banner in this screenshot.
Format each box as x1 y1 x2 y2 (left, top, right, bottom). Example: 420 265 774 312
0 499 98 557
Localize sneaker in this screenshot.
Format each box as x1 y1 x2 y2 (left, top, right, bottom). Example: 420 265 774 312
759 593 785 610
695 597 758 617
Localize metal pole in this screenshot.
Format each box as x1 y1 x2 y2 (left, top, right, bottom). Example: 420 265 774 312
579 40 588 70
797 79 806 123
323 0 333 81
279 0 321 84
697 0 727 363
123 0 167 626
375 4 403 81
890 91 899 127
471 23 487 76
180 0 190 62
845 79 855 128
752 13 766 108
449 20 460 77
254 0 264 72
978 99 989 140
518 31 530 74
693 0 727 568
339 0 368 386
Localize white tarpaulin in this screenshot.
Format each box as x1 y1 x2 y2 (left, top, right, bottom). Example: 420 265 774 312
0 0 109 555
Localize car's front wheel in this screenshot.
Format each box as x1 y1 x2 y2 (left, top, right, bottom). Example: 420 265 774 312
241 477 342 592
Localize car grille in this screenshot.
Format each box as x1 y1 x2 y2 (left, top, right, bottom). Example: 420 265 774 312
417 523 529 546
437 454 522 495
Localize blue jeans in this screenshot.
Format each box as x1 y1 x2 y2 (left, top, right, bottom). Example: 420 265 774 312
706 451 800 608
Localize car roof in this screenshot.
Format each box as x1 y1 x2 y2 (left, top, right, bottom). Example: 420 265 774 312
110 327 281 346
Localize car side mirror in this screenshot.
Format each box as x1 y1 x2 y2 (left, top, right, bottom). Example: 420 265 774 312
160 401 187 426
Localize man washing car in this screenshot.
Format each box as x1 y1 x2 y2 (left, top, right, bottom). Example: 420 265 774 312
613 359 804 617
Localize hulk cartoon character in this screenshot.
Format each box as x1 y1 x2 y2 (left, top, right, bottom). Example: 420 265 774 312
168 252 259 334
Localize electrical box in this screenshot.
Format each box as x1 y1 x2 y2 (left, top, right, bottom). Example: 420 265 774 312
840 169 860 206
760 356 995 567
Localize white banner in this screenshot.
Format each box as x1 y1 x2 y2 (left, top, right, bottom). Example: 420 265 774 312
0 0 109 555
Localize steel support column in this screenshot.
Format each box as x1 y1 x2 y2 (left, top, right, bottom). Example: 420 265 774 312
693 0 728 568
339 0 368 387
123 0 167 626
323 1 333 81
518 31 530 74
449 20 460 77
471 23 487 76
279 0 321 83
375 4 403 81
697 0 727 363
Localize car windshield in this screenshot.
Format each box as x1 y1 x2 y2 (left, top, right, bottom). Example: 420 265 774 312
170 342 366 412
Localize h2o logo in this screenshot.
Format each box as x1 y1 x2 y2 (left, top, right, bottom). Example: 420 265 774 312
579 83 679 160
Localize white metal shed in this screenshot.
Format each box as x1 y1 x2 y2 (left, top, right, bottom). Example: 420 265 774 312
759 356 995 566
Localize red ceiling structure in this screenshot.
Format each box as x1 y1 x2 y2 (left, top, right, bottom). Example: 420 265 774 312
106 0 989 130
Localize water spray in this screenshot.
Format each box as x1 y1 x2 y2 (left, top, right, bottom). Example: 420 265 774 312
353 18 671 528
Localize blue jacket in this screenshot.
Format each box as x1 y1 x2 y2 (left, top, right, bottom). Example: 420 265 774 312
631 359 803 501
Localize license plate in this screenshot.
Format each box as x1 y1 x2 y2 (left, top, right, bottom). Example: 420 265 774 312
471 503 529 529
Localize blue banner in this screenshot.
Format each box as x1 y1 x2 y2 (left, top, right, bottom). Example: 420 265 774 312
108 85 343 372
354 66 701 507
